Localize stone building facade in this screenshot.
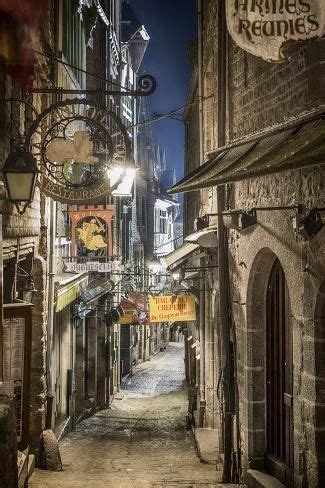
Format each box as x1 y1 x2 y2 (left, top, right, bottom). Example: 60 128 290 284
0 0 148 477
170 1 325 486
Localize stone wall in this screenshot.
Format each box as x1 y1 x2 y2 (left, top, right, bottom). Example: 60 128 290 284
228 165 325 487
0 395 17 488
183 69 201 237
228 39 325 142
195 1 325 484
225 23 325 486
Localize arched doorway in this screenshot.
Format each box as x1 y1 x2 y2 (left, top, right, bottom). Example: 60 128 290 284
265 258 293 485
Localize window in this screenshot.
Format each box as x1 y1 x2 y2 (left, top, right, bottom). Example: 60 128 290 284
155 209 168 234
62 1 85 85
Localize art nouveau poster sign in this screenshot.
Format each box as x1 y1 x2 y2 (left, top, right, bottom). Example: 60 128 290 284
149 295 196 323
226 0 324 62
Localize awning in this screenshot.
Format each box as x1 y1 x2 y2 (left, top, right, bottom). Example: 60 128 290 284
184 270 199 280
168 114 325 194
55 274 88 313
165 242 199 268
154 198 177 210
120 299 137 312
184 226 218 248
127 292 148 311
81 276 114 304
118 312 139 325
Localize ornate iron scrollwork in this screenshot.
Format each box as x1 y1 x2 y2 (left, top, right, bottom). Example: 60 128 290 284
28 74 157 97
24 98 133 203
136 75 157 96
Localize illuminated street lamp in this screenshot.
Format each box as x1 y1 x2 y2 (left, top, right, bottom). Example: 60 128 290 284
2 145 38 214
107 158 138 197
148 257 162 275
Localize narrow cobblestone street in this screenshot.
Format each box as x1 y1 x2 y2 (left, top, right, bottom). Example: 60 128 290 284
30 343 224 487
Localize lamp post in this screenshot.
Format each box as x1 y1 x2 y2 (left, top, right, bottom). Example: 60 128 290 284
2 144 38 214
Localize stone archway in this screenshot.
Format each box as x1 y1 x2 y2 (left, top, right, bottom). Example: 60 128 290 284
244 248 281 468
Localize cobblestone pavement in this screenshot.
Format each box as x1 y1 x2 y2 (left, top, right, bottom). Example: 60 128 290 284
30 343 232 488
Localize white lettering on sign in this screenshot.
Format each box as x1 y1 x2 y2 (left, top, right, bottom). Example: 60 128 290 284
226 0 324 62
64 261 120 273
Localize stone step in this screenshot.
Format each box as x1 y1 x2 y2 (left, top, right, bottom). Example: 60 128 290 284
246 469 285 488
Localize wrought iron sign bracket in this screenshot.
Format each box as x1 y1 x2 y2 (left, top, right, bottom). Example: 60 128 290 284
1 74 157 210
28 74 157 97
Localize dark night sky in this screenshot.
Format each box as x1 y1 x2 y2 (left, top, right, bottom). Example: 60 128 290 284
128 0 197 181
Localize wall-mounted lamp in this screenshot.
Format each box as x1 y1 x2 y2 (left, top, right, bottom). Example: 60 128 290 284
21 277 37 303
194 215 209 231
223 209 257 231
107 158 138 197
2 144 38 214
293 208 323 240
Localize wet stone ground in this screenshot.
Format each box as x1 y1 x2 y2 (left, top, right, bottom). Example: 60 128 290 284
30 343 221 487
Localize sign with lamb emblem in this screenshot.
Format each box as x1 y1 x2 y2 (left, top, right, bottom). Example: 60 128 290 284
226 0 324 62
26 99 132 204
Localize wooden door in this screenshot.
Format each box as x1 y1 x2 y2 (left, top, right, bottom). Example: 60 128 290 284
266 259 293 485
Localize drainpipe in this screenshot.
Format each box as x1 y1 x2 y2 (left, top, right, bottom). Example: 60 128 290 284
217 186 234 483
216 0 237 481
197 0 206 426
46 199 56 429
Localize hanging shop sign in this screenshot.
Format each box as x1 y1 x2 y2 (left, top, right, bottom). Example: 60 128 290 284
64 260 120 273
68 205 114 257
55 274 89 313
3 303 32 450
226 0 324 62
149 295 196 323
25 99 132 204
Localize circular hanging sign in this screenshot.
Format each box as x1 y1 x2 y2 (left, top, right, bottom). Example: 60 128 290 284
25 98 132 203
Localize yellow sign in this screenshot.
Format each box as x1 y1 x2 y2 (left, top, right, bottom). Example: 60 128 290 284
149 295 196 323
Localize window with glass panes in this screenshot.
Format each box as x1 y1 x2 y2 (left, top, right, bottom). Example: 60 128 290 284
155 209 168 234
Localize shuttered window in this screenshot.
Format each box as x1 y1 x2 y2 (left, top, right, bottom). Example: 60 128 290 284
62 0 85 85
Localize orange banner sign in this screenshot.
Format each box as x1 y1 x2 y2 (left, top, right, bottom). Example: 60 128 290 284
149 295 196 323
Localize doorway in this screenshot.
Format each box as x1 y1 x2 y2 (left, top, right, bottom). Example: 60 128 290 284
265 258 293 486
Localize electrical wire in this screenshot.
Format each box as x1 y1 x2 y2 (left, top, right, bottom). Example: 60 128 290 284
32 49 214 130
32 49 126 91
126 95 214 130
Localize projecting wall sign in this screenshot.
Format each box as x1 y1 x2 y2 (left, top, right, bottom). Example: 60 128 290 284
25 99 132 204
226 0 324 62
68 205 114 257
149 295 196 323
64 261 120 273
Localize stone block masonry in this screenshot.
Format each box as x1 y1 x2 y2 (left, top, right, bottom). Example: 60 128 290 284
0 395 18 488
